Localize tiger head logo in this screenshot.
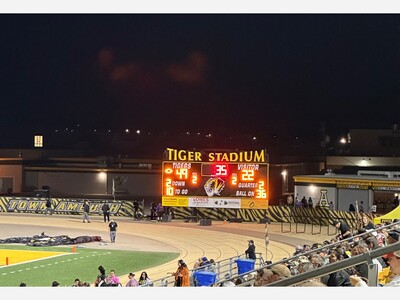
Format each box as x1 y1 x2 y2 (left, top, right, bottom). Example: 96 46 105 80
204 177 225 197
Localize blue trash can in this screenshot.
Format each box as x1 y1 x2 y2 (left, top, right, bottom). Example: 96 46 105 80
193 271 217 286
235 258 255 275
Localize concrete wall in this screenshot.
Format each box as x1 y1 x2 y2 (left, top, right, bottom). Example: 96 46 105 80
25 171 161 197
295 185 337 208
0 164 23 193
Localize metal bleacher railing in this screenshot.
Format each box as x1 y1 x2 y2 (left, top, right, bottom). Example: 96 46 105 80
139 252 265 287
216 220 400 287
139 220 399 287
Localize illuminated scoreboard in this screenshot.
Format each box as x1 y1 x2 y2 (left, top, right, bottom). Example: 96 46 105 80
162 148 269 209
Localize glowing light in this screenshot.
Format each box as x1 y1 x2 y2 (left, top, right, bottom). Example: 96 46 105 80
97 171 107 182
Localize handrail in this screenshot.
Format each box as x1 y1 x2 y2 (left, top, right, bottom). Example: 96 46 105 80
139 252 265 287
281 221 292 233
215 220 400 287
265 242 400 286
281 209 292 233
311 217 321 235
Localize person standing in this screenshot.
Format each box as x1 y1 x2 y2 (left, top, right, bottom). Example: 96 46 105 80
172 259 190 287
308 197 313 208
45 198 53 215
286 194 293 206
333 220 352 241
156 203 164 222
83 200 91 223
245 239 256 259
133 200 139 219
102 201 110 222
150 202 157 220
109 219 118 243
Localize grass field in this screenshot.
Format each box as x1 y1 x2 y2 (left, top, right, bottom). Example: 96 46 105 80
0 244 179 287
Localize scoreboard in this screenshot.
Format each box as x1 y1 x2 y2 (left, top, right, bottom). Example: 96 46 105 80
162 148 269 209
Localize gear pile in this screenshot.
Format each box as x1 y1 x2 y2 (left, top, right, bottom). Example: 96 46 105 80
0 232 102 246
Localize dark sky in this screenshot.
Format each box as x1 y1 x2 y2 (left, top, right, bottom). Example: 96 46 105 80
1 14 400 144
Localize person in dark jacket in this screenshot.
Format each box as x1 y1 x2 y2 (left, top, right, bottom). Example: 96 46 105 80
326 251 351 286
333 220 352 241
101 201 110 222
45 198 53 215
245 239 256 259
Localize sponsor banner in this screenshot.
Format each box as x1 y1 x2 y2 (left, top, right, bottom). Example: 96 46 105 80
189 197 241 209
240 199 268 209
162 196 189 207
1 197 123 214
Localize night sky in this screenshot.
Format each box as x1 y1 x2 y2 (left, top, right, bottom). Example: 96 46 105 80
1 14 400 148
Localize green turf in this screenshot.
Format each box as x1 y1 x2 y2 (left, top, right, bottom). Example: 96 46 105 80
0 244 179 287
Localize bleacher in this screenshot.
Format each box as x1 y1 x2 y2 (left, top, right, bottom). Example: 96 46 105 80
139 220 399 287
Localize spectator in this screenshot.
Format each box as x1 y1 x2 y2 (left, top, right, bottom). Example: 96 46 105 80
220 273 236 287
329 201 334 210
308 197 313 208
326 252 351 286
94 265 106 287
106 269 121 286
387 229 399 245
199 257 210 271
72 278 82 287
125 272 139 287
19 282 26 287
333 220 352 241
156 203 164 222
207 258 216 273
286 194 293 206
101 201 110 223
138 271 152 286
82 200 91 223
349 204 356 212
359 201 365 213
51 281 60 287
108 219 118 243
172 259 190 287
245 239 256 259
193 258 202 269
301 196 307 207
360 215 375 233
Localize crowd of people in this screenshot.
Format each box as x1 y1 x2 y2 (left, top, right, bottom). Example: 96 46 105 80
249 217 400 287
